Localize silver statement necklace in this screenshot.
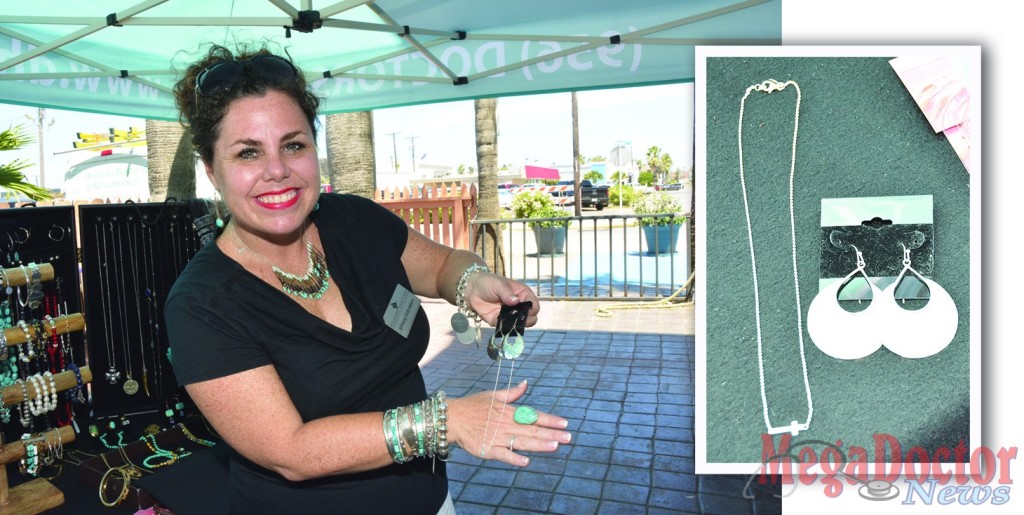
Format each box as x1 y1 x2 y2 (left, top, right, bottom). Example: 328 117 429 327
738 79 813 437
229 223 330 300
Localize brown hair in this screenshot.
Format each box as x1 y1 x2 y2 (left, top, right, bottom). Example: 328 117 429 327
173 44 321 164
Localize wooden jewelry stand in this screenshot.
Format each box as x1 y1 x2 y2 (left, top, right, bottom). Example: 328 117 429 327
0 261 90 514
0 367 92 514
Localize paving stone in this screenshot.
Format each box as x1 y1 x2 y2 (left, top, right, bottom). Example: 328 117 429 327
611 449 653 468
563 459 609 480
653 470 698 492
502 488 554 512
458 483 508 506
595 500 647 515
549 495 601 514
602 481 650 504
512 470 561 491
649 489 701 512
569 445 613 463
556 476 604 498
606 464 651 486
472 467 517 488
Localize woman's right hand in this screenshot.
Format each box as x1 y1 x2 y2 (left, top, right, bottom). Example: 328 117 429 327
445 380 572 467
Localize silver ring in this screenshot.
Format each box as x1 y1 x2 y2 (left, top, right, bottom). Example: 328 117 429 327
509 435 516 451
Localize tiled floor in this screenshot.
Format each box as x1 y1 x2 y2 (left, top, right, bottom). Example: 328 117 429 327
418 299 780 514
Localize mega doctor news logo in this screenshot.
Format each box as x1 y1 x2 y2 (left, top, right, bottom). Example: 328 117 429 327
747 434 1017 506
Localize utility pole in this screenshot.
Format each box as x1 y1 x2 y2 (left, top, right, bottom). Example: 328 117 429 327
407 135 419 175
386 131 400 172
24 108 55 189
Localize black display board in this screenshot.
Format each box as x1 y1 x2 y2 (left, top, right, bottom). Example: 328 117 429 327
78 201 202 417
0 205 87 440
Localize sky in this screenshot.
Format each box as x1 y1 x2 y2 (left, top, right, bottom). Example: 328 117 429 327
1 83 693 192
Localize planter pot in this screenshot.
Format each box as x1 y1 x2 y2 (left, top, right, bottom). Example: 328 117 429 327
642 224 682 254
532 225 567 256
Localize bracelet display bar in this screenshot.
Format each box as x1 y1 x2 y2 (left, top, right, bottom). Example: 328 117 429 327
0 366 92 406
1 313 85 348
0 263 57 287
0 423 78 514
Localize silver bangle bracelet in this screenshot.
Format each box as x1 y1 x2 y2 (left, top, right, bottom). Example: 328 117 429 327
455 264 489 323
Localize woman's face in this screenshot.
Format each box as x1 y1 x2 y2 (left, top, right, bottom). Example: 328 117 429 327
205 89 319 242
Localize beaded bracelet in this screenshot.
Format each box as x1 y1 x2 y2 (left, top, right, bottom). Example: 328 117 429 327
65 362 85 404
17 320 34 362
17 380 31 427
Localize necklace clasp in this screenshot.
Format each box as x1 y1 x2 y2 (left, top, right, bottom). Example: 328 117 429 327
754 79 786 94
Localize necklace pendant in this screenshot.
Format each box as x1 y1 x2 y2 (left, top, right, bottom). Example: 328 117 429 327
106 368 121 384
123 379 139 395
768 420 803 437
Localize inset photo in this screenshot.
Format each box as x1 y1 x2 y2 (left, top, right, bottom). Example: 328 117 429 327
694 46 980 474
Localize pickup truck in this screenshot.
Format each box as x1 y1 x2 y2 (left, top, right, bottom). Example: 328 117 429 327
555 179 610 210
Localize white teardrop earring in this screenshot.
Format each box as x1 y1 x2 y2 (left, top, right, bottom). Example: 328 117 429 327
876 244 958 359
806 245 884 360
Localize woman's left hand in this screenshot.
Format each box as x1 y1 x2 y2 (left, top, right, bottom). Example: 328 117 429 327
465 272 540 327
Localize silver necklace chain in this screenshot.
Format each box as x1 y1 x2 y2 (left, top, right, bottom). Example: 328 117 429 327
738 79 813 436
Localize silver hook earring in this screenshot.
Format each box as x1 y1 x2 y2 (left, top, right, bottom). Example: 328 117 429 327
806 245 884 360
876 244 958 359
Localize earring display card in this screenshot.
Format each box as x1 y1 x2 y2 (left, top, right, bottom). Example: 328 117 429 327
819 195 934 300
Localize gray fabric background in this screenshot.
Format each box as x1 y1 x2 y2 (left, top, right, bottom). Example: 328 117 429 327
704 56 972 463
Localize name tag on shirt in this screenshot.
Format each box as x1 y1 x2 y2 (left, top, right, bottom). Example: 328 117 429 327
383 284 420 338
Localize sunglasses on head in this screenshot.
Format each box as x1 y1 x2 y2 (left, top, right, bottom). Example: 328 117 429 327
195 54 299 97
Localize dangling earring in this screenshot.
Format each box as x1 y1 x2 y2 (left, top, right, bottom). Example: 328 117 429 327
876 244 958 359
213 193 226 228
313 202 320 213
806 245 884 360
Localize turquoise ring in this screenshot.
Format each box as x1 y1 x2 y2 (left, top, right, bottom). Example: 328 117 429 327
514 406 539 425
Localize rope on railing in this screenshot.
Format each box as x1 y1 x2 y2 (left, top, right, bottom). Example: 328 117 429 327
593 272 694 317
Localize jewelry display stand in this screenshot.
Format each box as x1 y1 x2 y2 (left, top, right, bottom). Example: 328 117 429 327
0 362 91 514
0 426 76 514
78 202 201 416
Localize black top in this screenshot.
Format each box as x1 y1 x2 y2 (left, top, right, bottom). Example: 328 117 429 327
165 193 447 514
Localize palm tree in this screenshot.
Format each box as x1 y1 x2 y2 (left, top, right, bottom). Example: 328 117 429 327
571 91 581 216
325 111 376 199
0 124 50 202
146 119 196 201
473 98 505 275
645 146 673 185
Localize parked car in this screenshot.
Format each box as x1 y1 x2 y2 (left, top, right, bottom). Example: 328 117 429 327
498 188 514 209
555 179 610 210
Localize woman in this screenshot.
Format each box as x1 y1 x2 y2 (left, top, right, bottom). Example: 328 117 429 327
164 44 571 514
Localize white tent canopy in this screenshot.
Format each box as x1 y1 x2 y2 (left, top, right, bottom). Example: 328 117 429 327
1 0 780 119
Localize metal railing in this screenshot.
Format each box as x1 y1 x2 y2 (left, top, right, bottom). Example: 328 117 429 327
471 212 690 300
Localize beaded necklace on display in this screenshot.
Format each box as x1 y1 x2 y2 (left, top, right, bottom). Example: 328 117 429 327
97 221 120 385
229 223 331 300
737 79 813 437
113 222 139 396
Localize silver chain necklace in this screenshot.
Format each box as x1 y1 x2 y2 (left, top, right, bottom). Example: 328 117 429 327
738 79 813 437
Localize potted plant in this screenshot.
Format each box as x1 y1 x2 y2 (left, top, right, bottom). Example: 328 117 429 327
511 189 571 255
633 191 684 254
